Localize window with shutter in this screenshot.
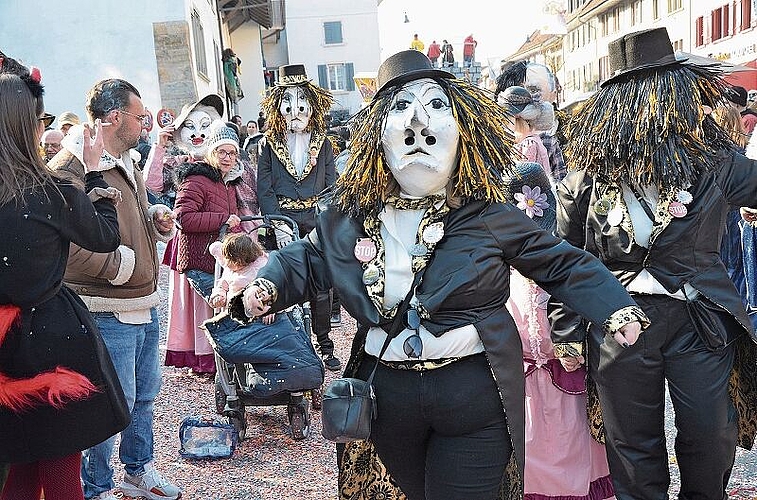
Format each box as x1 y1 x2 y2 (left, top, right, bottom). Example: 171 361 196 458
741 0 752 30
696 16 704 46
324 21 343 45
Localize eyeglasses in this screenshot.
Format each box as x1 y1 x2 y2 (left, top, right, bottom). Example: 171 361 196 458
215 149 238 160
402 308 423 359
38 113 55 128
119 109 147 124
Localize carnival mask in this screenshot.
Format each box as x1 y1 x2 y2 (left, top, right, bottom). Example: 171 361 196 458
381 79 459 197
178 108 216 157
280 86 311 133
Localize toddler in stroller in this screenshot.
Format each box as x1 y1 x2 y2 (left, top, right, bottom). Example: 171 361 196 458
201 218 324 440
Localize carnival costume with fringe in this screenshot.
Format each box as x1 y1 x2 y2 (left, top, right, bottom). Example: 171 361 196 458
549 27 757 500
230 50 647 500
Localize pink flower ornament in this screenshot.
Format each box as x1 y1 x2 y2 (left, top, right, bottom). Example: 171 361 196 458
514 185 549 218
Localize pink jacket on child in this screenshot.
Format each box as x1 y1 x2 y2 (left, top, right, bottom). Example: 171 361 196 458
208 241 269 302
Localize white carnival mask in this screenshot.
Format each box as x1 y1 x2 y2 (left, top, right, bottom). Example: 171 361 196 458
178 109 216 157
280 86 311 133
381 78 459 197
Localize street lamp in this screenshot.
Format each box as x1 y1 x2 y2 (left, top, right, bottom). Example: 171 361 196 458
404 11 410 23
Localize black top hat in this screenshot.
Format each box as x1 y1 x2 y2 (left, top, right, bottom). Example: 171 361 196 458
376 50 453 96
172 93 224 128
601 28 683 87
502 161 556 232
277 64 310 86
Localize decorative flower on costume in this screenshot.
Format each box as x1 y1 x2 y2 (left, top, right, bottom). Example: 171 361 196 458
514 185 549 218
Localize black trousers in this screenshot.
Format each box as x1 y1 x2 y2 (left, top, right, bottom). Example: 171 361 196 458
282 208 334 355
589 295 737 500
357 353 510 500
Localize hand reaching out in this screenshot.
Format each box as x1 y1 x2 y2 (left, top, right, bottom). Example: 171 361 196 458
226 214 241 228
242 285 272 318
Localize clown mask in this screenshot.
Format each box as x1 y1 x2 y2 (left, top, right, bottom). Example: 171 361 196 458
381 78 459 197
177 107 217 157
280 86 311 133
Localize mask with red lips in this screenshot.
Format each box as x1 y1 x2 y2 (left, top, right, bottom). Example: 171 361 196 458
177 106 221 158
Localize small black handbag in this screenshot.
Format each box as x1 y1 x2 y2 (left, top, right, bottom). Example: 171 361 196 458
321 271 423 443
683 289 737 351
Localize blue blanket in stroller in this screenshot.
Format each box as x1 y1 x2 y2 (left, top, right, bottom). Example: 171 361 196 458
202 311 324 398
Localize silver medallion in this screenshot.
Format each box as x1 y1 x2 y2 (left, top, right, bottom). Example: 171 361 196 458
422 222 445 245
362 265 381 285
409 243 428 256
606 205 623 227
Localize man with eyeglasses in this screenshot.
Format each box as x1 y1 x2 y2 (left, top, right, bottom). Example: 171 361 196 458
40 128 64 161
48 78 181 500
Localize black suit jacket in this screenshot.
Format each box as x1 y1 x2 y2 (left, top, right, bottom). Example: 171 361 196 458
256 133 336 216
231 198 640 480
551 151 757 345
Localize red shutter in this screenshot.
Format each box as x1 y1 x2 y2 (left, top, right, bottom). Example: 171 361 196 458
742 0 752 30
696 16 704 46
724 4 730 36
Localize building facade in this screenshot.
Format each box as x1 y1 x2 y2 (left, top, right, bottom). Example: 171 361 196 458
1 0 274 136
503 0 757 107
268 0 382 118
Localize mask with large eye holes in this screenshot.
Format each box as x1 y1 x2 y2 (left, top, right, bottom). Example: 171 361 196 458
177 108 217 157
280 86 312 133
381 78 459 197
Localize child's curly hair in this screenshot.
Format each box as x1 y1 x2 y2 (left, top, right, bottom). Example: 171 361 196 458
221 233 263 268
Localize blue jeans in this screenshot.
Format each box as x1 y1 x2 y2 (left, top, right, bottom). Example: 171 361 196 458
81 309 162 498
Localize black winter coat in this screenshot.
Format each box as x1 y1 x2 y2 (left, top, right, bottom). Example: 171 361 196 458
0 173 129 462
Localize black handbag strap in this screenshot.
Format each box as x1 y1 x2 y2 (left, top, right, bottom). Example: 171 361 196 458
366 269 426 385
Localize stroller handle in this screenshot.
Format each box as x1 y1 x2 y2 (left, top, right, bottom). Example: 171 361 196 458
218 214 300 242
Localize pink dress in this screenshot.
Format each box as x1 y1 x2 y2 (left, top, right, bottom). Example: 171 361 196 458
163 237 216 373
518 133 550 177
507 270 615 500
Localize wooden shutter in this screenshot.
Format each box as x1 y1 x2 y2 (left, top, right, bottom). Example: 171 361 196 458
346 63 355 91
318 65 328 89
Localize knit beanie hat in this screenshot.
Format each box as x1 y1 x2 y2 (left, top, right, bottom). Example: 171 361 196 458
206 120 239 153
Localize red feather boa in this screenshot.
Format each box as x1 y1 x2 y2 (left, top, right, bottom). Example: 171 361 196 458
0 304 98 413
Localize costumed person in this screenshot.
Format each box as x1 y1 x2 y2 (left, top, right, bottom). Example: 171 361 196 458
148 96 223 375
495 61 567 183
504 162 615 500
222 48 244 104
499 86 554 179
549 27 757 500
233 50 646 500
441 39 454 67
0 53 128 500
255 63 341 371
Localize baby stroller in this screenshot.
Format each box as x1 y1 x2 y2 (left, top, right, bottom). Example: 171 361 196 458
202 215 324 441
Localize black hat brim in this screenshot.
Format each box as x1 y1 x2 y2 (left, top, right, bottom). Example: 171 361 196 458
376 68 454 97
600 54 684 87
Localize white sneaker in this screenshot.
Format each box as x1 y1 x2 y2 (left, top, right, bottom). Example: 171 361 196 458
91 491 119 500
119 463 181 500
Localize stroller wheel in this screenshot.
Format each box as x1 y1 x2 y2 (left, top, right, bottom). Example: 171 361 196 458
288 398 310 440
310 386 322 410
229 409 247 441
214 375 226 415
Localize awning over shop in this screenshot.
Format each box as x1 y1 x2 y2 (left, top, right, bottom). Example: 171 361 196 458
724 59 757 90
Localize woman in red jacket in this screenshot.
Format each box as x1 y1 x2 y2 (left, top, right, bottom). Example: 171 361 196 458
164 122 243 374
